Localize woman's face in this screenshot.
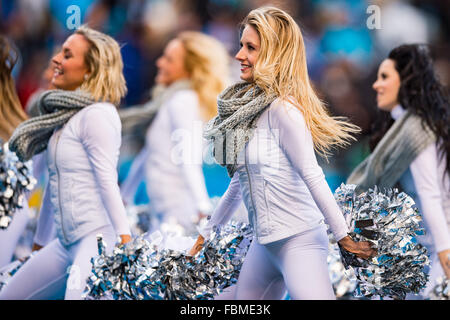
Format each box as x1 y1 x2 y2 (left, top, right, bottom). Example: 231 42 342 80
372 59 401 111
52 34 90 91
155 39 190 86
235 24 260 82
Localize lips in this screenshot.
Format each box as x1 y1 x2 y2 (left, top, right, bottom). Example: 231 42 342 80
240 64 251 72
53 67 64 78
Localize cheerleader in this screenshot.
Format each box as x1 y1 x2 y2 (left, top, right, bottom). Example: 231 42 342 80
347 44 450 296
0 26 131 300
189 6 376 300
120 31 230 235
0 36 31 268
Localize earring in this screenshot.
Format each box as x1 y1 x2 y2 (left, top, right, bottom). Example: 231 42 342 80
84 74 89 81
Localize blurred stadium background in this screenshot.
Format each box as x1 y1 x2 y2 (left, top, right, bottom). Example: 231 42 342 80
1 0 449 203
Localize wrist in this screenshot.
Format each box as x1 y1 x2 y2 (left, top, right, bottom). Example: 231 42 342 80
338 235 355 250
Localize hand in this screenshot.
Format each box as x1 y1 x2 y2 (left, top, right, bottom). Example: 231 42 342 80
32 243 43 252
437 249 450 279
338 236 377 260
188 235 205 257
119 234 132 246
198 211 209 221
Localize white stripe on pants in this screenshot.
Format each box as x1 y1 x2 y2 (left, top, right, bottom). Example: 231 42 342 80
0 225 115 300
234 224 336 300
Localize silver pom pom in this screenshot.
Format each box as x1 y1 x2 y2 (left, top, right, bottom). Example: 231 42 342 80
0 142 37 229
83 220 252 300
334 183 430 300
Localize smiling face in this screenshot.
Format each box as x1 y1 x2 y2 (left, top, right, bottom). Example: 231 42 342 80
372 59 401 111
235 24 260 82
51 34 90 91
155 39 190 86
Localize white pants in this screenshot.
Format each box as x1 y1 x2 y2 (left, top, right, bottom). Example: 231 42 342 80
233 224 336 300
0 206 30 268
0 225 115 300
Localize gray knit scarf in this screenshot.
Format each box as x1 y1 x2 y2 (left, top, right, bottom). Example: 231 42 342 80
346 110 436 193
8 89 96 161
119 80 192 139
204 81 277 177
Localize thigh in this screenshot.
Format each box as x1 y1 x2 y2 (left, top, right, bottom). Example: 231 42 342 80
235 239 286 300
65 226 116 300
272 226 335 300
0 239 70 300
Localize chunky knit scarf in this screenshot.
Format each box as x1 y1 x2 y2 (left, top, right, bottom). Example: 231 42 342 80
204 81 277 177
119 80 192 139
8 89 96 161
347 110 436 193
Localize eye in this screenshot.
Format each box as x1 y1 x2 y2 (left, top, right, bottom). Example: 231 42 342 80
248 45 255 51
380 73 387 80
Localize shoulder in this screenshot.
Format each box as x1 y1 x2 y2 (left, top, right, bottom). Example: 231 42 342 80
80 102 120 121
78 102 121 132
166 89 199 111
268 97 306 126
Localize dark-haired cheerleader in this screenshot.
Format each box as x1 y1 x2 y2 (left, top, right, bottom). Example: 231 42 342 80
348 44 450 297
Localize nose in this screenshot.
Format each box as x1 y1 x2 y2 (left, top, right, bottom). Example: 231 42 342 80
52 51 62 66
372 79 380 91
156 56 164 69
235 47 245 62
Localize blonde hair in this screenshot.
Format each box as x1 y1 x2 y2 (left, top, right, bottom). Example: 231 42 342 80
0 36 28 141
177 31 230 120
75 25 127 105
242 6 360 158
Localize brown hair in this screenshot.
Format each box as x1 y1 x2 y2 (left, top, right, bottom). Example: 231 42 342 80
0 36 28 141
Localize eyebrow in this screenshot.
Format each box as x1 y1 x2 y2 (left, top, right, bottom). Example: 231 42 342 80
240 41 259 47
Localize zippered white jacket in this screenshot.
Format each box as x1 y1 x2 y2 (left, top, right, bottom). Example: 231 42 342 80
35 103 131 246
200 99 349 244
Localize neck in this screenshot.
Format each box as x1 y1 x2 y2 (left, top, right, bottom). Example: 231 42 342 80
390 104 405 121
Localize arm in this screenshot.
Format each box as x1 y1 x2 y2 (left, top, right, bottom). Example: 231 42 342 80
33 181 56 249
81 105 132 243
189 171 242 255
409 143 450 276
269 101 349 241
269 101 375 259
168 92 213 215
198 171 242 238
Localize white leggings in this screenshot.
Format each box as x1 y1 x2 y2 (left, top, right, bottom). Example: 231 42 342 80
233 224 335 300
0 206 30 268
0 225 115 300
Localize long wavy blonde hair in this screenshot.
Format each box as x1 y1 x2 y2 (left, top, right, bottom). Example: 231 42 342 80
0 36 28 141
75 25 127 105
177 31 230 120
242 6 360 158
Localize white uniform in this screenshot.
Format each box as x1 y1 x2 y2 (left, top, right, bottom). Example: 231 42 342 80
391 105 450 298
0 103 131 300
120 90 213 232
201 98 350 300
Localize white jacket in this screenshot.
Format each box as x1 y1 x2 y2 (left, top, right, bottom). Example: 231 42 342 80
120 90 213 217
200 99 349 244
35 103 131 246
392 105 450 252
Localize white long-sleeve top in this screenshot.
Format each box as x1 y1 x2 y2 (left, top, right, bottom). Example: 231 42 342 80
35 103 131 246
200 98 350 244
392 105 450 253
120 89 213 216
